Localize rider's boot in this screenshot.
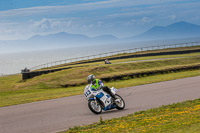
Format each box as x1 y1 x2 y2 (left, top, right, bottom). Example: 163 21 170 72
103 86 117 100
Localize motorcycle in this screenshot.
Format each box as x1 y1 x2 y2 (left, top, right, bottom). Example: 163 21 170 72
84 84 125 114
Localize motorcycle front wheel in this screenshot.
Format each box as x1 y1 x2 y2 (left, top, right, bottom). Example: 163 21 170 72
115 94 125 110
88 100 102 114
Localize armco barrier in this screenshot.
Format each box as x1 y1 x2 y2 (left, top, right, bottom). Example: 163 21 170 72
22 47 200 80
37 47 200 69
29 42 200 71
22 42 200 80
22 67 72 80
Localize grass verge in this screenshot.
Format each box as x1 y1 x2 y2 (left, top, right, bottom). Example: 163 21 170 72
0 69 200 107
65 98 200 133
1 51 200 107
13 56 200 89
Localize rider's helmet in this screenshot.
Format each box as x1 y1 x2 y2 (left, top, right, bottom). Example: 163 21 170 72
87 74 96 84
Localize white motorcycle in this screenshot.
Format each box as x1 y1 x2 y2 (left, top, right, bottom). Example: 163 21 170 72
84 84 125 114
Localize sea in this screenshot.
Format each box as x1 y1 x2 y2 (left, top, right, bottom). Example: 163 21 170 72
1 38 200 75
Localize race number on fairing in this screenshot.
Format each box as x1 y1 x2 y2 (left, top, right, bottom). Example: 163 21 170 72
84 90 91 98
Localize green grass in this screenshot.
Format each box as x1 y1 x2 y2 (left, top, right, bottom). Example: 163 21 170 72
1 69 200 107
110 52 200 64
1 46 199 132
10 56 200 90
0 49 200 107
0 74 21 92
65 98 200 133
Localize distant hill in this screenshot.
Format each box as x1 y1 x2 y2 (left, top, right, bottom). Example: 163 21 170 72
1 21 200 53
0 32 119 53
29 32 119 45
127 21 200 41
29 21 200 43
29 32 88 42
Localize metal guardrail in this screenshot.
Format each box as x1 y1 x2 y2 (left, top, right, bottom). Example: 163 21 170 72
0 73 5 77
0 73 20 77
30 41 200 71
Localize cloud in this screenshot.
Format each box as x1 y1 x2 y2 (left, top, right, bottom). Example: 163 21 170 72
33 18 52 32
141 17 151 23
0 22 30 40
0 0 123 18
107 10 154 18
169 15 177 20
0 0 200 40
30 18 76 33
0 0 192 19
0 18 76 40
97 21 103 27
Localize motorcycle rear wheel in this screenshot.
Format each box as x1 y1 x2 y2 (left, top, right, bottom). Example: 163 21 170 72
88 100 102 114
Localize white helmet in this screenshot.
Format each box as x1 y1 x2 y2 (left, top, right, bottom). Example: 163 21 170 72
87 74 96 84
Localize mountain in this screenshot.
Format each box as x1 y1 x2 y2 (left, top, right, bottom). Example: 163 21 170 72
0 32 119 53
127 21 200 41
29 32 89 42
1 21 200 53
92 35 118 41
29 32 119 45
29 21 200 43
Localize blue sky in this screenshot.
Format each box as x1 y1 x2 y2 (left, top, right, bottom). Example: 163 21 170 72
0 0 200 40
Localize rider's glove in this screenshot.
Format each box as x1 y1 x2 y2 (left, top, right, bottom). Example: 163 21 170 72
96 87 102 90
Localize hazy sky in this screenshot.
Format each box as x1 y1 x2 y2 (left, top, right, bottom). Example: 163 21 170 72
0 0 200 40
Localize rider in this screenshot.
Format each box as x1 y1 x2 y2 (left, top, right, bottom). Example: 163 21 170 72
87 74 116 99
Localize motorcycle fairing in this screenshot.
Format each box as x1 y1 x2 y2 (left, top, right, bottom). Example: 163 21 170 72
104 103 116 111
96 92 104 99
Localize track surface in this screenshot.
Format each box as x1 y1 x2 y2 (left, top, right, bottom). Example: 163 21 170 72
0 76 200 133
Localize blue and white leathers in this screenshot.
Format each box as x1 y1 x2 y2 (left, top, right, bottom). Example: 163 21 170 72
91 79 104 91
84 84 125 114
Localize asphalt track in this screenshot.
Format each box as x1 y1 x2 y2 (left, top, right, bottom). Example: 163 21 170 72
0 76 200 133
